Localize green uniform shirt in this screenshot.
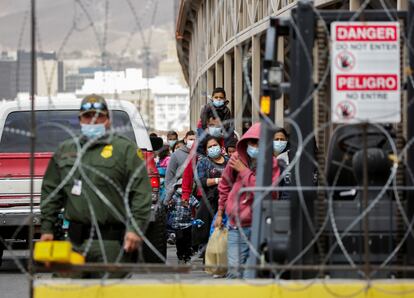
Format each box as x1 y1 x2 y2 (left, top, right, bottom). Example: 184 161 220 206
40 133 152 235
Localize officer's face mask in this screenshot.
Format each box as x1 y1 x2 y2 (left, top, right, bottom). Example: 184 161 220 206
81 123 106 139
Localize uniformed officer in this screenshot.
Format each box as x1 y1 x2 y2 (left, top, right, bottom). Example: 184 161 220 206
40 94 152 277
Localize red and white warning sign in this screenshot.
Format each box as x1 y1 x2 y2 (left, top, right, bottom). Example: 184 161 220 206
331 22 400 123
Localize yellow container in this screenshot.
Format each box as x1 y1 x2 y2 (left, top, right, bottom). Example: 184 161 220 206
34 241 74 263
70 252 85 265
50 241 72 262
33 241 54 262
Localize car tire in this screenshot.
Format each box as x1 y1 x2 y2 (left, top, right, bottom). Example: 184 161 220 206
142 206 167 263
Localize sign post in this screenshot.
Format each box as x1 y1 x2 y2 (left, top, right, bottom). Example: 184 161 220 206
331 22 401 123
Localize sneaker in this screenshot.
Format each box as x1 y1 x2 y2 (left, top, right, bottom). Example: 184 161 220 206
178 257 191 265
197 245 206 259
167 233 176 245
213 274 224 278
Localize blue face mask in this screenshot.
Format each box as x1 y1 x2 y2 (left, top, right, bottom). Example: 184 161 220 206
81 124 106 139
168 140 177 148
207 145 221 159
246 145 259 159
212 100 225 108
273 140 287 154
208 126 222 137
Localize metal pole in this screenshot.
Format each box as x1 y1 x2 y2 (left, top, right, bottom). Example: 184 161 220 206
29 0 36 297
144 46 151 129
288 0 316 279
362 123 370 277
406 0 414 276
244 23 279 278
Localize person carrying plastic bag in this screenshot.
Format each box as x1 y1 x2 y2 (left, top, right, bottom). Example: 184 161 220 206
205 227 228 276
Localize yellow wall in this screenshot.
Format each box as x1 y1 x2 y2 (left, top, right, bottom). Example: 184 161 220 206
35 280 414 298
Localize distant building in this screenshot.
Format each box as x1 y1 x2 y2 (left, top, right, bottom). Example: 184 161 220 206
36 59 59 96
65 73 92 93
64 66 110 92
152 77 189 132
76 68 189 132
76 69 155 128
16 51 63 96
57 61 64 92
0 52 17 100
0 50 63 99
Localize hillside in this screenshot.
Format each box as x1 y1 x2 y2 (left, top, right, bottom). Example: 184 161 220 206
0 0 175 55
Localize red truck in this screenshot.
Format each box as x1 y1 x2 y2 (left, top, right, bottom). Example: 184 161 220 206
0 98 166 265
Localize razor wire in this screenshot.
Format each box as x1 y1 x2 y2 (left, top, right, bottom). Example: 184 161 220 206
0 0 414 297
178 0 414 291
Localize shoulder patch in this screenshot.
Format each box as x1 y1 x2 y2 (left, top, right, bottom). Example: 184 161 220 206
136 148 144 160
101 145 113 159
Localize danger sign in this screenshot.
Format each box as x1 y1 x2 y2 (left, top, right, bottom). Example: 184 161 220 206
336 25 397 41
331 22 400 123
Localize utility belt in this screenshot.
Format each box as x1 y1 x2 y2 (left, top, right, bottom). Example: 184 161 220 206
68 221 125 246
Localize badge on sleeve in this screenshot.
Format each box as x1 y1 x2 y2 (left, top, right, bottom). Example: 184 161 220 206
101 145 113 159
136 148 144 160
71 179 82 196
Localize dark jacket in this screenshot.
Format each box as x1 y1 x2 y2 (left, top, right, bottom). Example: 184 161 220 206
200 101 232 130
193 154 228 247
40 133 152 235
198 101 235 150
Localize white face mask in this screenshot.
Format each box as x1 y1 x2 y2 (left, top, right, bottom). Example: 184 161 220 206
186 140 194 149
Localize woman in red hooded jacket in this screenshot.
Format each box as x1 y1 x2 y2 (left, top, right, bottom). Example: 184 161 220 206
214 122 281 278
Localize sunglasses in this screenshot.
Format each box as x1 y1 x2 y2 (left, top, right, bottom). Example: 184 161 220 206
81 102 106 111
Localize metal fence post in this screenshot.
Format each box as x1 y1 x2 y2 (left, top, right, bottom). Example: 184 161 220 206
406 0 414 276
245 19 283 278
287 0 317 279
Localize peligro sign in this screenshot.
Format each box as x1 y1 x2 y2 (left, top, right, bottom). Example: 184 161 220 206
336 75 398 91
331 22 400 123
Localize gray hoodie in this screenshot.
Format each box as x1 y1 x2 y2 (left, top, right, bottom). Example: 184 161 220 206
165 146 190 198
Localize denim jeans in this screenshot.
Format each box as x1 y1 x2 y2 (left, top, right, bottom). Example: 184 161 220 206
226 226 251 279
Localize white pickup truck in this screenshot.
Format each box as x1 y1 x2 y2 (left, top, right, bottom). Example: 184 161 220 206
0 98 166 265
